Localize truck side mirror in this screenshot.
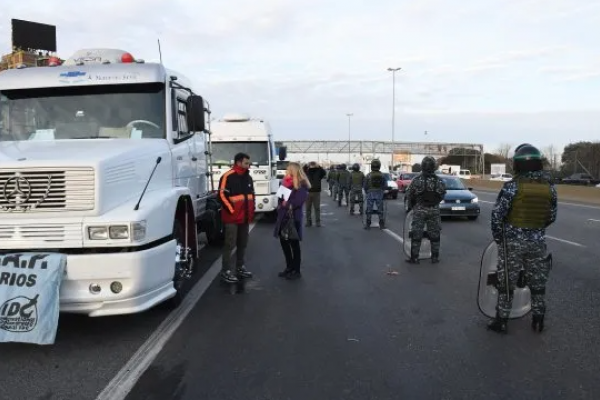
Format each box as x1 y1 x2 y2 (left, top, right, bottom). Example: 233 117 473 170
278 146 287 161
187 95 206 132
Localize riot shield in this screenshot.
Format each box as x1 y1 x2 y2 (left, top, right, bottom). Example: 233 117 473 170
402 210 432 259
477 240 534 319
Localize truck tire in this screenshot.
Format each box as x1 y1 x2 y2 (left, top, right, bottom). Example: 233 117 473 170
166 220 194 309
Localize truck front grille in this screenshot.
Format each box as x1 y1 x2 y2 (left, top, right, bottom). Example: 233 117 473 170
0 167 94 212
0 222 83 248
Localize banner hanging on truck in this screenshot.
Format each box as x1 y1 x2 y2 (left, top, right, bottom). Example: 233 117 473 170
0 253 66 345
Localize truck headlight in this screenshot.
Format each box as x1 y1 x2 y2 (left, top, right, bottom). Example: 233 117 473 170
109 225 129 239
471 197 479 203
86 222 145 241
88 226 109 240
132 221 147 241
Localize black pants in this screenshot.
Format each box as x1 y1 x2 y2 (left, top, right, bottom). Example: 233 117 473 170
280 238 301 271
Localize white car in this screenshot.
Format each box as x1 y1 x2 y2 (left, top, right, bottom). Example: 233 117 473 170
490 173 513 182
382 173 399 199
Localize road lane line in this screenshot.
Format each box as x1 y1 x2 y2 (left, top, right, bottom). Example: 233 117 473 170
479 200 495 204
383 228 404 243
475 190 600 210
588 219 600 223
96 221 258 400
546 235 585 248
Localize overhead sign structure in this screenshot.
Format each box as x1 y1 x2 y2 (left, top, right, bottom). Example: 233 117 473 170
11 19 57 52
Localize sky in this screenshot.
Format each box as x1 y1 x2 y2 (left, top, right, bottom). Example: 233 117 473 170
1 0 599 154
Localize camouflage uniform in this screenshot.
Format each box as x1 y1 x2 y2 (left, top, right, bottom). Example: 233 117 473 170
404 157 446 264
488 144 557 334
328 168 339 198
349 163 365 215
336 165 351 206
364 159 386 229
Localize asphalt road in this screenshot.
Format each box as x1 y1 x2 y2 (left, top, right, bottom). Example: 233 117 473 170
2 189 600 400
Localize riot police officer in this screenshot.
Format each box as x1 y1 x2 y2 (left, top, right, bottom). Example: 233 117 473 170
349 163 365 215
405 156 446 264
327 166 339 198
364 159 386 229
337 164 351 207
488 144 557 333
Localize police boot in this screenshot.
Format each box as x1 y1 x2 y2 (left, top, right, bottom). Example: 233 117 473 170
379 219 386 229
364 218 371 230
431 251 439 264
532 314 545 332
487 312 508 334
405 240 420 264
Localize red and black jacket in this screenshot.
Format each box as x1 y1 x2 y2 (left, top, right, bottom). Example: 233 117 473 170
218 166 255 224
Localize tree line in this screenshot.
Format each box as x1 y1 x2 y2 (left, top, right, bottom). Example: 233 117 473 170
406 141 599 178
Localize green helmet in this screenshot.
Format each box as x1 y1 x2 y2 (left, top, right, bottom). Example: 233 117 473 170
352 163 360 171
513 144 543 173
421 156 437 174
370 159 381 171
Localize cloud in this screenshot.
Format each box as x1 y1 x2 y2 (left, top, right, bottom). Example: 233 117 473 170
1 0 599 150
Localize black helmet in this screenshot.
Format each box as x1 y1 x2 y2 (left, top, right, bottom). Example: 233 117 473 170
421 156 437 174
515 143 532 153
513 144 543 173
370 159 381 171
352 163 360 171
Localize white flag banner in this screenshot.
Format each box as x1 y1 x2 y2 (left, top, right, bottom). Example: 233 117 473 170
0 253 66 345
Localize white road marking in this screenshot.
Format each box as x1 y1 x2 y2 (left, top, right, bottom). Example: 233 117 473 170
96 221 258 400
479 200 495 204
475 190 600 210
546 235 585 248
588 219 600 223
383 228 404 243
558 201 600 210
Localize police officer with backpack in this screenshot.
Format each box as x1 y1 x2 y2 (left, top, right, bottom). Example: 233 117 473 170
487 144 557 334
404 156 447 264
348 163 365 215
364 159 386 229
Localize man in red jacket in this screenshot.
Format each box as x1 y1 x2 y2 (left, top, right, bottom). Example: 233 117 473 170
218 152 256 283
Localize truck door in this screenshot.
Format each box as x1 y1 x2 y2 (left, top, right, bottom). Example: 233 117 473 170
172 91 200 216
191 121 209 212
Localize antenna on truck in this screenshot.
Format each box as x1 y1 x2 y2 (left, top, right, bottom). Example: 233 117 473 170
157 39 163 64
134 156 162 211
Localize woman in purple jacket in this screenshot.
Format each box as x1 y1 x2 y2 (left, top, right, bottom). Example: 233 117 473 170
273 162 310 280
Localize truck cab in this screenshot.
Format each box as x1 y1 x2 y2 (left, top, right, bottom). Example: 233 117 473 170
209 114 280 217
0 48 222 316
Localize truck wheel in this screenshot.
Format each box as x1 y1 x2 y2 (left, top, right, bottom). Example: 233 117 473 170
166 220 194 309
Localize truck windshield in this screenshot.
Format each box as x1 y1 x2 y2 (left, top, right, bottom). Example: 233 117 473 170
0 83 165 141
211 141 269 165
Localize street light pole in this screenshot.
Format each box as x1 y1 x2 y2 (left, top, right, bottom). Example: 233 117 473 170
387 67 401 170
346 113 353 164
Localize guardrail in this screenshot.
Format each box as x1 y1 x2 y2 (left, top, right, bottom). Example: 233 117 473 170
465 179 600 205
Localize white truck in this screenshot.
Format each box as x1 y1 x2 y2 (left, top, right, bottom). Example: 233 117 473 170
0 48 223 316
209 114 280 218
439 164 461 175
490 163 506 176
